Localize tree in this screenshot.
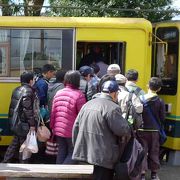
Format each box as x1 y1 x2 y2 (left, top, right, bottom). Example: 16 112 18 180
0 0 13 15
48 0 176 22
24 0 45 16
0 0 45 16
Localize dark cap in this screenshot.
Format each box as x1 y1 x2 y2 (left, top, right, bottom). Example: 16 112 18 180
79 66 94 77
102 80 119 93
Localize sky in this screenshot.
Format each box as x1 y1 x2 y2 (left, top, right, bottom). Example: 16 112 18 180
172 0 180 19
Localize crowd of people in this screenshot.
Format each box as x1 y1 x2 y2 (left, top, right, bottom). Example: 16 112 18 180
2 59 165 180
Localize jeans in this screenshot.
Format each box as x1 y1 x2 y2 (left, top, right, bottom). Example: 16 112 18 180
56 136 76 164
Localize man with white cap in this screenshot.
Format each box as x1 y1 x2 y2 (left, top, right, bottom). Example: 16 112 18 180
72 80 130 180
107 64 121 76
115 74 143 130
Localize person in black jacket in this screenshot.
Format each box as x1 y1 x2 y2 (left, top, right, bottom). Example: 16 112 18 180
137 77 165 180
3 72 38 163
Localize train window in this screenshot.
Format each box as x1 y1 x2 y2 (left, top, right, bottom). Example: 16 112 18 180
154 27 179 95
0 29 74 77
0 30 10 77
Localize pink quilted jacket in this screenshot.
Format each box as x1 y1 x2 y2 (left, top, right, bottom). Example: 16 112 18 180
50 85 86 137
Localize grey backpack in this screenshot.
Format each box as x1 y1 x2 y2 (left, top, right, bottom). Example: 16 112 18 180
115 137 145 180
126 92 143 130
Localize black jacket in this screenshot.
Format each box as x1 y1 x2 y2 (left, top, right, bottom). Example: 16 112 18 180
79 76 96 101
8 83 38 128
141 96 165 130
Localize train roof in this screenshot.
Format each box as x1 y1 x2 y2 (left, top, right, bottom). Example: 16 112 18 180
153 20 180 28
0 16 152 32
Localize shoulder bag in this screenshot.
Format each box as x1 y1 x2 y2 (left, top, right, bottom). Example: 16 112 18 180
37 113 51 142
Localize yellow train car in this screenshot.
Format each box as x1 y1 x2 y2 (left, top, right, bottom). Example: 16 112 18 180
153 21 180 163
0 17 152 146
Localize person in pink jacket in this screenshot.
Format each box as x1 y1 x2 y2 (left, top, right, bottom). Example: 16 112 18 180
50 70 86 164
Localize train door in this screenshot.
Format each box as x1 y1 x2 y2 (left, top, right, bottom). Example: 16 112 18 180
76 42 126 74
153 24 180 156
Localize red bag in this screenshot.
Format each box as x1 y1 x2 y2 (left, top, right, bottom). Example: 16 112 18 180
45 136 58 156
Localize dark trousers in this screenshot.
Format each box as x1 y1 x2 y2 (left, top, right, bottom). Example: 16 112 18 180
3 135 26 163
56 136 75 164
137 131 160 172
93 165 114 180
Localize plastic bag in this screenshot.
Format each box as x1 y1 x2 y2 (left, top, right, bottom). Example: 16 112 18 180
19 136 32 160
19 130 38 160
22 148 32 160
40 106 50 120
26 130 38 153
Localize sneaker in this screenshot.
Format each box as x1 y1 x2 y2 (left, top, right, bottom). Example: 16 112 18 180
151 174 160 180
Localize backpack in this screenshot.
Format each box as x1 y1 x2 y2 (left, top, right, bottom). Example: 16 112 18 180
125 92 143 130
47 82 64 112
115 137 145 180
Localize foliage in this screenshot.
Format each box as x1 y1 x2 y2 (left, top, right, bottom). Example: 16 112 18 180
0 0 177 21
23 0 45 16
0 0 20 15
0 0 45 16
48 0 176 22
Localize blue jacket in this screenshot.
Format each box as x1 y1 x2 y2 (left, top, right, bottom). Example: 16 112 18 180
34 77 49 107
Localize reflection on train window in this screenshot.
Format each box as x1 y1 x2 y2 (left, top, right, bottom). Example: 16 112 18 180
0 29 74 77
155 27 179 95
0 30 10 76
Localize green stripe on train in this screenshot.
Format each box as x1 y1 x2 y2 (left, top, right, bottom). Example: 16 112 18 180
1 114 180 137
0 117 12 136
0 114 8 117
166 114 180 121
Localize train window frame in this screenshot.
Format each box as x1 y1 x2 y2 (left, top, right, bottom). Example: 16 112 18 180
153 27 179 95
0 28 74 81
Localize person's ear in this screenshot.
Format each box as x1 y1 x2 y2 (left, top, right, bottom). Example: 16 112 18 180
30 79 34 86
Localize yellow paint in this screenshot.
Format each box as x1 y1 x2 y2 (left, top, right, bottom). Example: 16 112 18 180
163 136 180 150
0 83 20 114
0 16 151 30
0 136 13 146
